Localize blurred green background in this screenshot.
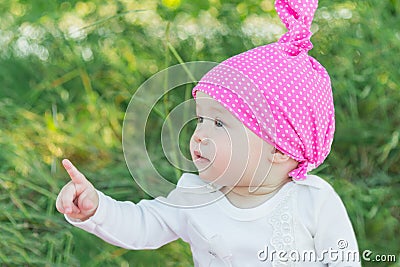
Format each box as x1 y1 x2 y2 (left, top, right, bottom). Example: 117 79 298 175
0 0 399 266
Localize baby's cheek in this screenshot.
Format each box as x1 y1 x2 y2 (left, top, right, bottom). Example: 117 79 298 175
215 141 231 163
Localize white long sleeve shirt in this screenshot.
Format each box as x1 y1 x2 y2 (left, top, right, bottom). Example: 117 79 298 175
66 173 361 266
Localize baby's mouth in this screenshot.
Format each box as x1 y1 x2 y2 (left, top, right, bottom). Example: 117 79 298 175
193 150 210 162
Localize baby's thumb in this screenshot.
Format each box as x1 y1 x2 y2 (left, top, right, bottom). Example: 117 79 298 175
80 192 97 211
76 186 99 219
62 159 89 185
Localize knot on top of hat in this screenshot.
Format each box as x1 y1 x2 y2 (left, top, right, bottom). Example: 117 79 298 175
275 0 318 55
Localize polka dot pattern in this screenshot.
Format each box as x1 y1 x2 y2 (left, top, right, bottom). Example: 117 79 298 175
276 0 318 55
192 0 335 180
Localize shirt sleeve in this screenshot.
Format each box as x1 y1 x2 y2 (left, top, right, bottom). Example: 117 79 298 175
313 187 361 267
65 190 181 250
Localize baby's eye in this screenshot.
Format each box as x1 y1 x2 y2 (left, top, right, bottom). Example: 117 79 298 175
214 119 224 127
197 116 204 124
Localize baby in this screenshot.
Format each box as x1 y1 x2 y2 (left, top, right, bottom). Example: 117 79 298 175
56 0 360 266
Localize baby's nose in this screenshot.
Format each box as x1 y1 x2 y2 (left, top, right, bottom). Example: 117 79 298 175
193 131 209 145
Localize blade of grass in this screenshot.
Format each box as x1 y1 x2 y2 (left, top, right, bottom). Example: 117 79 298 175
164 24 182 180
167 42 198 83
0 224 26 244
8 191 30 219
0 173 55 200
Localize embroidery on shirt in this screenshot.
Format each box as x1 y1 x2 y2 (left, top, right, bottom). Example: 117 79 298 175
269 186 296 266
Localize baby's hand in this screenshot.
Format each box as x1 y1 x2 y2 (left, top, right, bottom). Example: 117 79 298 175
56 159 99 221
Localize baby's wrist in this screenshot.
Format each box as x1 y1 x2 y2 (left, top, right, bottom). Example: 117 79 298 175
65 210 96 222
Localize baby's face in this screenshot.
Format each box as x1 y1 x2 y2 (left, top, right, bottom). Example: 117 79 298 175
190 91 275 187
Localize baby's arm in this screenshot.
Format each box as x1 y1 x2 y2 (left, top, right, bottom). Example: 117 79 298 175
56 159 180 250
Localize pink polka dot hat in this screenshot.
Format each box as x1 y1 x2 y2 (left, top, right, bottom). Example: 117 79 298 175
192 0 335 180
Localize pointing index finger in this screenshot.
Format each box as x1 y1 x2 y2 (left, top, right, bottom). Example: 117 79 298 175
62 159 87 184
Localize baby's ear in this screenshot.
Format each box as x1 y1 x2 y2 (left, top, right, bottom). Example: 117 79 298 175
271 149 292 163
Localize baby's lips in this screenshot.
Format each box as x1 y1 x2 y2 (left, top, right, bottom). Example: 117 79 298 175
194 150 205 159
193 150 212 163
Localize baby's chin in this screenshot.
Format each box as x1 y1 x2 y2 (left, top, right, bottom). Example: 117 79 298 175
198 172 241 187
198 172 215 183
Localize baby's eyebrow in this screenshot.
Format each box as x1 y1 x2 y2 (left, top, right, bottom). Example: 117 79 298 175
196 103 223 113
209 105 226 115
